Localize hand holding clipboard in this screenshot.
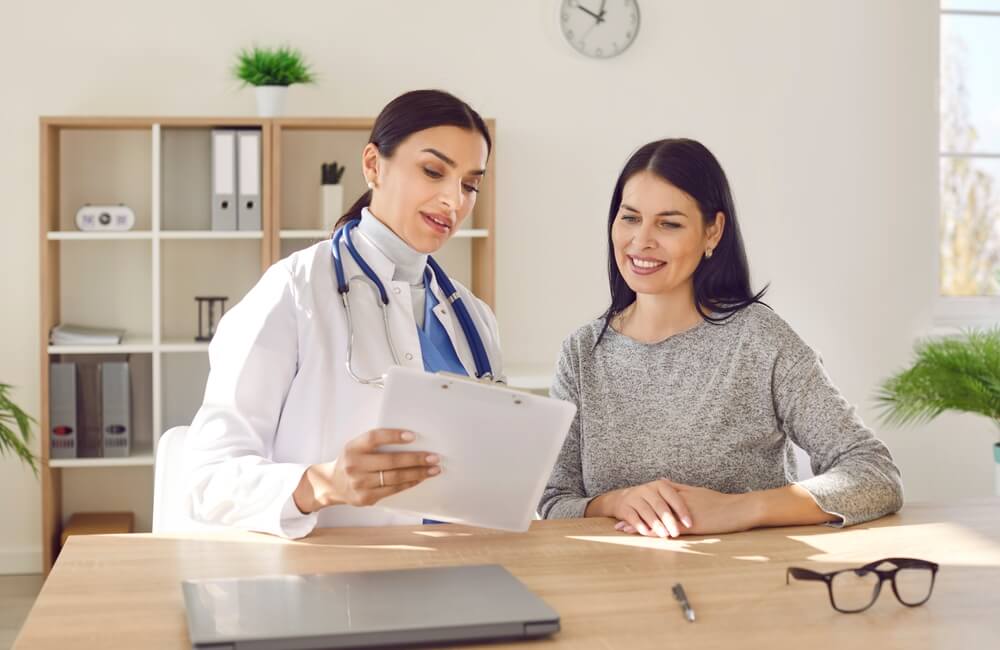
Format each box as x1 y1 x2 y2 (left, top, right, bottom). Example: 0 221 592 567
375 366 576 531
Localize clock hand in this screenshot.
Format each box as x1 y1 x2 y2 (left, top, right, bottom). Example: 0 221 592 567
575 3 604 23
580 19 600 42
598 0 607 19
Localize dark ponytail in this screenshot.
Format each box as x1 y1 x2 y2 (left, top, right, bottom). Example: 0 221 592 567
334 89 492 232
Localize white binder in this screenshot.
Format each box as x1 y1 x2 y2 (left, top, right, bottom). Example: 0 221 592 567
376 366 576 532
211 130 237 231
236 129 261 231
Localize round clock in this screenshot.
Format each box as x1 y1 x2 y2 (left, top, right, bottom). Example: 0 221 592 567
559 0 640 59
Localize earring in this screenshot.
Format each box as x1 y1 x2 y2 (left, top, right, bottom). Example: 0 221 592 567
366 180 375 191
705 248 713 259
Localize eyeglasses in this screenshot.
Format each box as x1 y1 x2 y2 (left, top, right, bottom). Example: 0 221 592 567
785 557 939 613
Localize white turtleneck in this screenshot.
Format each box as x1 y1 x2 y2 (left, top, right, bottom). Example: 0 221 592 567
356 207 430 328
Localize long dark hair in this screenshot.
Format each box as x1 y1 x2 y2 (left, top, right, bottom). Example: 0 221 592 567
597 138 768 344
335 89 492 231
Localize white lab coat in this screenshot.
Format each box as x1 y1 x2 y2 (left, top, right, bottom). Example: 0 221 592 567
182 231 504 539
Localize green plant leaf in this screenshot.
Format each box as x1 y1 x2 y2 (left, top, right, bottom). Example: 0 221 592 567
232 45 316 87
0 383 38 474
875 327 1000 429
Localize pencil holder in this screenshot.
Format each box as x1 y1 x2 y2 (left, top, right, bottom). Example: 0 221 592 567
320 184 344 232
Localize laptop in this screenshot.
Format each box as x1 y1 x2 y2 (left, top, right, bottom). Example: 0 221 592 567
182 564 561 649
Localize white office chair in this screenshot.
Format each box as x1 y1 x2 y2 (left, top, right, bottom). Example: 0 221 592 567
152 425 220 534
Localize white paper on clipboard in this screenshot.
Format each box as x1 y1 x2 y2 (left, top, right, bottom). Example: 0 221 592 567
375 366 576 532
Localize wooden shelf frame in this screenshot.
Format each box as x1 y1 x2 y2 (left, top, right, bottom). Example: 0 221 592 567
37 116 498 573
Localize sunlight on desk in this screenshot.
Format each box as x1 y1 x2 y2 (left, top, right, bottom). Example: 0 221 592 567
135 531 304 546
564 534 723 555
787 522 1000 566
412 530 473 538
131 531 439 552
320 544 436 551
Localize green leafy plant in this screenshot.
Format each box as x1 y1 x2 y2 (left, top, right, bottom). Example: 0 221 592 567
233 45 316 87
0 383 38 474
876 327 1000 430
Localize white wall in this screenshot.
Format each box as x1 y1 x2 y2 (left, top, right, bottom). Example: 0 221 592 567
3 0 995 574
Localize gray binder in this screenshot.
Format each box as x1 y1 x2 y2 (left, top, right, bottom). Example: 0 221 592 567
211 129 237 231
49 362 77 459
236 129 262 231
100 361 131 458
77 361 103 457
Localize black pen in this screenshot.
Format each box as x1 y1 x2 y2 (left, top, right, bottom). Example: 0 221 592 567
671 583 696 622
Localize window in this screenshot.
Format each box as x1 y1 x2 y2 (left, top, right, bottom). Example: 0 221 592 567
938 1 1000 325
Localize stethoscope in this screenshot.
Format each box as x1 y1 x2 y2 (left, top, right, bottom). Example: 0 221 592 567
330 218 494 387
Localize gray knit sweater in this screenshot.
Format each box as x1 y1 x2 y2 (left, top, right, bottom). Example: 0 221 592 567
539 303 903 527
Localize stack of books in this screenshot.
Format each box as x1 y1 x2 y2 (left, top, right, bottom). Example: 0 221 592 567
50 324 125 346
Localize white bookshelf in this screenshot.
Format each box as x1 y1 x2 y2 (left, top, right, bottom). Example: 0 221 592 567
159 340 211 353
47 335 155 355
49 451 155 469
159 230 264 240
47 231 153 241
39 117 273 571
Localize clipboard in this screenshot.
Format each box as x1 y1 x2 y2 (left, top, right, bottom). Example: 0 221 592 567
375 366 576 532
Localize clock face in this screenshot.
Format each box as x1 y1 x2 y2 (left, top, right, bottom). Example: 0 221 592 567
559 0 640 59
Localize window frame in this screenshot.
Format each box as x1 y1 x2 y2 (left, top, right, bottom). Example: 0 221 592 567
935 6 1000 327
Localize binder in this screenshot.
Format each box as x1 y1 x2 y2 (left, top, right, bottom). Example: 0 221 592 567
49 362 77 459
211 130 237 231
77 361 103 457
101 361 131 458
236 129 262 231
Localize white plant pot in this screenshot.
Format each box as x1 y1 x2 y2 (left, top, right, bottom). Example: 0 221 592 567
320 184 344 232
255 85 288 117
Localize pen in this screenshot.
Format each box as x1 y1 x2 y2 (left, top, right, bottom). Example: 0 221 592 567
671 583 696 622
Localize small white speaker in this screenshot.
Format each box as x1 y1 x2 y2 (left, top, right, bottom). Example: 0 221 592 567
75 204 135 231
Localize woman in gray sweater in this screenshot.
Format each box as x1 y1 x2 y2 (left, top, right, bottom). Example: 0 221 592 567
539 139 903 538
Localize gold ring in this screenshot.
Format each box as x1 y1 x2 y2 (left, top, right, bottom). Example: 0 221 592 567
379 470 385 488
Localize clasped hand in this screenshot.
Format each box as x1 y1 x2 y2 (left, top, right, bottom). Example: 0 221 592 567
607 479 758 538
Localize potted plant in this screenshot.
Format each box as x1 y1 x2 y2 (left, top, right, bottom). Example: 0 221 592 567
0 382 38 474
233 45 316 117
876 327 1000 495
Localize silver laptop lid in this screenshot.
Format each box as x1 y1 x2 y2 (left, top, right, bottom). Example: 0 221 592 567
182 564 560 649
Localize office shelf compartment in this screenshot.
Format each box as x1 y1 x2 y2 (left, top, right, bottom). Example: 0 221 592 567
45 352 154 466
160 352 210 434
61 467 154 533
160 239 261 342
58 239 153 342
56 128 153 233
160 125 267 236
160 127 214 232
278 128 370 232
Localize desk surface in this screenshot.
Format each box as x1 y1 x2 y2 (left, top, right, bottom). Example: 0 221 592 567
15 498 1000 649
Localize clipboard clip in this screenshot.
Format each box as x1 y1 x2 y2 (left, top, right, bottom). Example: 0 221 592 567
434 372 528 402
435 371 506 386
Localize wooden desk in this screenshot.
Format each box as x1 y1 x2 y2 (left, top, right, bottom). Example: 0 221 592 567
15 499 1000 649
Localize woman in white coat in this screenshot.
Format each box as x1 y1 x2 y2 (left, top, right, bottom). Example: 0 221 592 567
182 90 503 539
